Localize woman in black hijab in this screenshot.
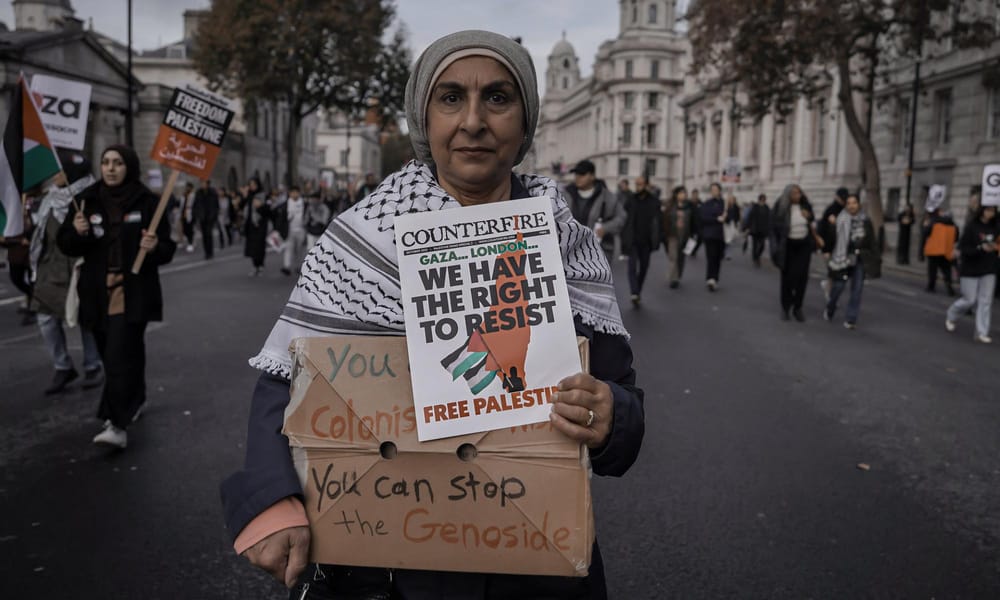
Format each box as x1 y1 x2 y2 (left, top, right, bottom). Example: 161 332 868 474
58 145 177 449
241 176 269 276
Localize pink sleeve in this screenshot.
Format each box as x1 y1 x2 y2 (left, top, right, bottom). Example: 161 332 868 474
233 496 309 555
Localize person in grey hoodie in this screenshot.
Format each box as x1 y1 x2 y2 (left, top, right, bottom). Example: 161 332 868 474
562 159 626 256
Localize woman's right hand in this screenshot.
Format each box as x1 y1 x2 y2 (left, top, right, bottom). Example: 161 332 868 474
243 525 311 589
73 211 90 235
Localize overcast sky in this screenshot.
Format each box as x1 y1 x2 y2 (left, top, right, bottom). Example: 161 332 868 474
1 0 688 95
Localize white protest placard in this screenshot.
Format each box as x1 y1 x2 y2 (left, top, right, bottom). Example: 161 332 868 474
982 164 1000 207
395 198 582 441
721 156 741 183
30 74 92 150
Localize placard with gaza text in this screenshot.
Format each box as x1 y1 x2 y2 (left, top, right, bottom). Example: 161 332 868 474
395 197 581 441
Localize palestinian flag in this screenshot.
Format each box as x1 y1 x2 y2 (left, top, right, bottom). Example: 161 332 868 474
441 329 501 395
0 74 61 236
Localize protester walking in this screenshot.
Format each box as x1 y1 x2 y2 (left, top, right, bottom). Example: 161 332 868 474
823 194 881 329
354 172 378 205
689 188 702 258
223 31 644 599
923 208 959 296
30 165 103 394
697 182 726 291
57 145 177 449
747 193 770 267
897 203 915 265
723 193 740 259
242 177 269 276
193 179 220 259
662 185 695 288
817 187 849 301
305 191 331 248
771 184 821 321
180 181 196 252
945 205 998 343
274 186 306 276
622 175 662 306
2 214 35 325
562 159 626 257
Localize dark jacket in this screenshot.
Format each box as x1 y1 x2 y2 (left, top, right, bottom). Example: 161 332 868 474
696 196 725 241
816 200 844 251
828 215 881 280
56 182 176 330
747 203 770 237
958 218 999 278
662 200 695 242
221 319 642 600
769 195 816 270
621 190 662 250
193 187 220 224
563 181 627 252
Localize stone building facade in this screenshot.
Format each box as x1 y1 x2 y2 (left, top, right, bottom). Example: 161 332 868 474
531 0 689 192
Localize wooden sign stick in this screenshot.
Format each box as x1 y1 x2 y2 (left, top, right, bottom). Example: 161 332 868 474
131 168 180 274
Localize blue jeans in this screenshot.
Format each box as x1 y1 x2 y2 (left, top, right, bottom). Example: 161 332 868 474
827 262 865 324
36 313 102 372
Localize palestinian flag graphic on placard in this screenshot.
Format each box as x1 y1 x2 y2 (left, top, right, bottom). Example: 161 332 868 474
441 329 501 395
0 73 61 236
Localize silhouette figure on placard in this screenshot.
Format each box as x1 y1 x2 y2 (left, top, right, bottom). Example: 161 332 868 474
503 367 525 392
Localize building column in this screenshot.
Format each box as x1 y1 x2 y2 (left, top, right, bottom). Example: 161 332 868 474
793 97 807 179
760 113 775 183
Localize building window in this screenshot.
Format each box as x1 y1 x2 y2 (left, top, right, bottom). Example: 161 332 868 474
990 89 1000 139
649 2 658 24
812 99 827 158
618 158 630 176
622 122 633 146
648 92 659 109
631 0 637 23
562 77 568 89
886 188 901 222
780 113 795 162
645 158 657 177
339 149 348 168
935 88 952 145
897 96 912 154
625 60 634 79
563 58 570 69
750 120 761 163
624 92 635 109
728 118 739 157
646 122 657 147
651 59 660 79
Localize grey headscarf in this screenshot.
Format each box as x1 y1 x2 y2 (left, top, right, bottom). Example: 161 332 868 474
404 30 539 167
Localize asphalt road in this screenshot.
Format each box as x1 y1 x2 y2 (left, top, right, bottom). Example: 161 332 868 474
1 239 998 599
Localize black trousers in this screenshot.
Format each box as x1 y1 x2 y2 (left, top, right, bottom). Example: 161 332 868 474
780 237 812 312
704 239 724 282
94 315 147 429
8 263 32 297
896 225 911 265
627 244 652 296
926 256 953 291
183 220 195 246
200 221 215 258
751 234 766 264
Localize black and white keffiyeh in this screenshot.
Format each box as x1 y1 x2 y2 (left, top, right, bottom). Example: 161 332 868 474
250 160 628 379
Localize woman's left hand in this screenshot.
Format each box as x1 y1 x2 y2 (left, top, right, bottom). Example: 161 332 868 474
550 373 614 449
140 229 158 252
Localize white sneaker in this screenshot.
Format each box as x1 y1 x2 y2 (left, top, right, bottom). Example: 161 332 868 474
820 279 831 302
185 244 194 253
706 278 717 291
945 319 956 332
843 321 856 330
93 424 127 449
975 335 992 344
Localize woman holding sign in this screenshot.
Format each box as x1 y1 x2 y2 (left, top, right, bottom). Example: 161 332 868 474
57 145 177 449
223 30 645 599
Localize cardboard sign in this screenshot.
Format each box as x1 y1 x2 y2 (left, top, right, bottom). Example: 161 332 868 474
721 156 741 183
150 85 234 180
283 334 593 577
30 74 92 151
982 164 1000 207
394 198 582 441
